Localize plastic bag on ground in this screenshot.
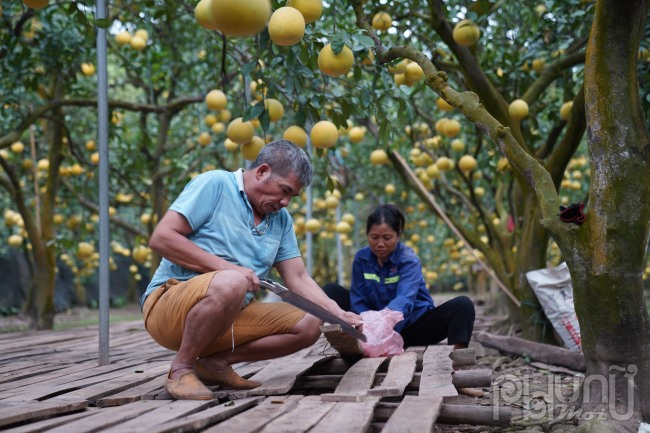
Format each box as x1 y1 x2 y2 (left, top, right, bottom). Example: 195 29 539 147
526 262 582 351
359 309 405 357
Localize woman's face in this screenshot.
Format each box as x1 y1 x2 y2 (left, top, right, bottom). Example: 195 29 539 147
367 222 400 264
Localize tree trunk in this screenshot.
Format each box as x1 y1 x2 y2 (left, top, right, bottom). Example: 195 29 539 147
513 190 556 344
560 0 650 429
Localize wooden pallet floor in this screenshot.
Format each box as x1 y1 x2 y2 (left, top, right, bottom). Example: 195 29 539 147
0 307 505 432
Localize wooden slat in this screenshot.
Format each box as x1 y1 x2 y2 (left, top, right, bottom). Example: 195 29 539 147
380 395 442 433
321 357 385 401
419 345 458 398
43 400 169 433
215 355 326 399
1 409 90 433
258 395 335 433
96 375 166 407
320 324 364 360
309 397 380 433
146 397 265 433
201 395 303 433
101 399 219 433
0 400 89 429
368 351 417 397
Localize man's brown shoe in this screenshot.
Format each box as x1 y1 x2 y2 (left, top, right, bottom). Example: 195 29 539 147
195 363 262 390
164 371 213 400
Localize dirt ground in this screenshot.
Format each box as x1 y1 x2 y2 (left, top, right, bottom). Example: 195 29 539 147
0 304 143 333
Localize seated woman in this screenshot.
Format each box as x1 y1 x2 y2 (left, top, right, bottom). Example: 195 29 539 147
324 204 475 349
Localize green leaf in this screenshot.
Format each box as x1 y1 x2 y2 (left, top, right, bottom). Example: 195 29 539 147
330 33 345 54
243 103 265 121
354 35 375 48
95 18 111 29
259 109 270 132
241 61 258 77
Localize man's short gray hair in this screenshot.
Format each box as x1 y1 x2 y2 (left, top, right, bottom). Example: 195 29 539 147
249 139 313 187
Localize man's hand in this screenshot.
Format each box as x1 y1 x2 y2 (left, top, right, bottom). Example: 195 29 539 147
339 310 363 330
235 266 260 292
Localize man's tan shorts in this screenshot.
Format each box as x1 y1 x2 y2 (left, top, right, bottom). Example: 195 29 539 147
142 271 305 356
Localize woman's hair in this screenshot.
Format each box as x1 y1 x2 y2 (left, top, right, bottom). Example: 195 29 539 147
366 204 405 235
249 139 313 187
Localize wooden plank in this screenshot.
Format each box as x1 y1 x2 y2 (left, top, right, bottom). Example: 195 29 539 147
201 395 303 433
0 400 89 429
1 409 90 433
320 324 364 360
320 357 385 401
48 363 170 404
380 395 442 433
258 395 335 433
101 399 219 433
95 375 166 407
3 361 168 402
368 351 417 397
419 345 458 398
0 362 105 392
215 356 326 399
45 400 170 433
309 397 380 433
145 397 265 433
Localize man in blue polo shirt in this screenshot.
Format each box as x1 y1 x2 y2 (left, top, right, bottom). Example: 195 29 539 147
141 140 361 400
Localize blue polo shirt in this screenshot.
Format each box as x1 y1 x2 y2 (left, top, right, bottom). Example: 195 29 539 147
140 169 300 310
350 242 434 332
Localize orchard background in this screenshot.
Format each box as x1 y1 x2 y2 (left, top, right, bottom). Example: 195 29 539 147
1 1 650 429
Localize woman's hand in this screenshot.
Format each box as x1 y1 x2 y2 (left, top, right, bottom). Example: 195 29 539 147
340 310 364 329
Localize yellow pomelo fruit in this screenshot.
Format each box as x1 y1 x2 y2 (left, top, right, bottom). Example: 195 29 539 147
130 36 146 51
458 155 477 171
560 101 573 121
335 221 352 234
474 186 485 197
442 119 461 137
115 31 132 45
509 99 529 120
532 58 545 73
370 149 389 165
436 156 454 171
405 62 424 85
219 109 232 122
310 120 338 149
371 11 392 31
385 183 396 195
268 7 305 46
205 90 227 110
242 136 265 160
8 234 24 247
85 139 97 151
211 122 225 133
23 0 49 9
227 117 255 144
204 114 218 126
135 29 148 41
77 242 95 260
81 63 95 76
286 0 323 24
436 97 453 111
195 0 220 30
198 132 211 146
318 44 354 77
132 245 150 263
210 0 271 36
283 125 308 148
305 218 321 233
451 139 465 152
348 126 366 143
224 138 239 152
452 19 480 46
37 158 50 170
264 98 284 122
342 213 355 225
10 141 24 153
394 73 406 86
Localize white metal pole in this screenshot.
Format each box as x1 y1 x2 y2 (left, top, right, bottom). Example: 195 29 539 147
96 0 110 366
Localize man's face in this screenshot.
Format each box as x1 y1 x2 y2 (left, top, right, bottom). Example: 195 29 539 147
252 165 302 215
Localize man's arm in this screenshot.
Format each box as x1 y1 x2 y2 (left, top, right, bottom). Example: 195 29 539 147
275 257 362 326
149 210 259 290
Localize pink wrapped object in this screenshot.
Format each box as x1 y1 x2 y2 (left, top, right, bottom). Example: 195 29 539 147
359 309 405 357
